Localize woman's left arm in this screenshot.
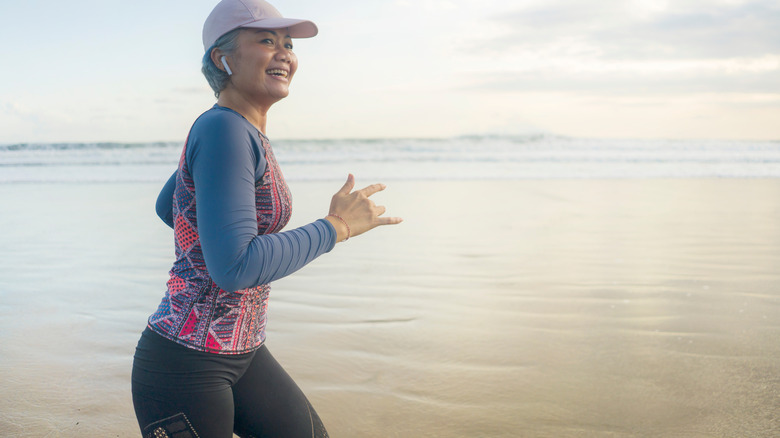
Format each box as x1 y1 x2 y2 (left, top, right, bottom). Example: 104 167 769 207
189 114 336 292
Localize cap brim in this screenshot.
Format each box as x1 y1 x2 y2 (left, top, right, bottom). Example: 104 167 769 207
242 18 318 38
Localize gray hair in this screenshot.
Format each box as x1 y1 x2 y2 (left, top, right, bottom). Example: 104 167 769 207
201 28 243 97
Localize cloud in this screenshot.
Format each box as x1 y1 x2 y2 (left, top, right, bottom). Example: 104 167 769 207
489 0 780 59
394 0 458 11
462 65 780 96
454 0 780 96
461 54 780 94
596 1 780 59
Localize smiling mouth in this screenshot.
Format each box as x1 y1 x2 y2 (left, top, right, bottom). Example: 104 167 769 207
266 69 289 78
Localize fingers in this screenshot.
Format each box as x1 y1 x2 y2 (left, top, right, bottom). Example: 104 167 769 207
339 173 387 197
373 206 402 226
330 175 402 238
338 174 356 195
377 216 404 225
357 183 387 197
338 175 386 198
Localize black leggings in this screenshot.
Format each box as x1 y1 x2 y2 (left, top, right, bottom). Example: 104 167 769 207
131 328 328 438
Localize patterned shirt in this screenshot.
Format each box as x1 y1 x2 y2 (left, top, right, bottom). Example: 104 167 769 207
148 106 335 354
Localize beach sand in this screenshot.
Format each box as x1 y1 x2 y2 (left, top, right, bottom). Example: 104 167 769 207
1 179 778 437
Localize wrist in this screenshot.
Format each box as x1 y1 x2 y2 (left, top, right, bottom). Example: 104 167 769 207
325 214 350 242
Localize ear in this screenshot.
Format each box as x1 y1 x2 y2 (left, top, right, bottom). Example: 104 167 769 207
210 48 227 73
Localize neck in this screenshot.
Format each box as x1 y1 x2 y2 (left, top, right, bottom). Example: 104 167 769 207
216 89 272 134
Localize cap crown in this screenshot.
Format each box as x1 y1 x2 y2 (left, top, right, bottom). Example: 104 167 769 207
202 0 317 51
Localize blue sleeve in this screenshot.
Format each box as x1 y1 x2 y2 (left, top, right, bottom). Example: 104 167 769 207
188 112 336 292
156 171 176 228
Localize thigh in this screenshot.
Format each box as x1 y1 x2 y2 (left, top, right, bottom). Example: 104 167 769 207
132 328 252 438
132 385 235 438
232 345 329 438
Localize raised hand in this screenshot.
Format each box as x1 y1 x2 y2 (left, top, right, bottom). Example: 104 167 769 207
325 174 403 242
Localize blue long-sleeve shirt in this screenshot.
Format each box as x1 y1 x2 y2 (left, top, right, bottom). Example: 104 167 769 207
148 105 335 353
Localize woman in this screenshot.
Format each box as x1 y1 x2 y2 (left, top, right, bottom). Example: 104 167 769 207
131 1 402 436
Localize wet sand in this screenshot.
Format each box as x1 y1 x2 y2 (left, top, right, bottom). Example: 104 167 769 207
1 179 778 437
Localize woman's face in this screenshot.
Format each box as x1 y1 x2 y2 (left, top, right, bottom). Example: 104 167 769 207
226 28 298 106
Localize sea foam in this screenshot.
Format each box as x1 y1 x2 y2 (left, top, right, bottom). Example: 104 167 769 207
1 136 778 183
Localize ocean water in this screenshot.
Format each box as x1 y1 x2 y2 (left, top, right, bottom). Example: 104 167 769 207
2 179 779 437
1 134 779 436
1 135 779 183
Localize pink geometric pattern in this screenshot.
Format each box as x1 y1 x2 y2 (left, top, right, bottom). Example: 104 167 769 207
148 134 292 354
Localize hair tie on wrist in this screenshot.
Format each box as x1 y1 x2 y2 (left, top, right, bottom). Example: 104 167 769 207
327 214 350 241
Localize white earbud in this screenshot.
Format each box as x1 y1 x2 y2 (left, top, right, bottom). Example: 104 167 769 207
220 56 233 76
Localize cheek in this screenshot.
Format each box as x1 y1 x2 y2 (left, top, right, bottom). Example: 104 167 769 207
289 56 299 78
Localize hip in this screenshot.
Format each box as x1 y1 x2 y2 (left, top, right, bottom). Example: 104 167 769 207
131 327 258 395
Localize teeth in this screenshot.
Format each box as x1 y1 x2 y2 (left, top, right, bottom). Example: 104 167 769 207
266 69 288 77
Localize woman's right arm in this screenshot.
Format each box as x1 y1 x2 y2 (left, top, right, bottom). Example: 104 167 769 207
155 171 176 229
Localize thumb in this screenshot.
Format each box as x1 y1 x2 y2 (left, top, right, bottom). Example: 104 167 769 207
338 173 355 195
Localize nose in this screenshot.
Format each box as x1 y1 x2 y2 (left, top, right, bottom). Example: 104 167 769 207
275 48 292 63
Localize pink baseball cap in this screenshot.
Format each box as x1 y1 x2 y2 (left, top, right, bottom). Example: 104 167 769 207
202 0 318 51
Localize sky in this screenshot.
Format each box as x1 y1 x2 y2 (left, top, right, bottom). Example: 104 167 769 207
0 0 778 143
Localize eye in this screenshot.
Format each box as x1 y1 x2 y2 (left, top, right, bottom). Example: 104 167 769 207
260 38 275 45
285 42 294 50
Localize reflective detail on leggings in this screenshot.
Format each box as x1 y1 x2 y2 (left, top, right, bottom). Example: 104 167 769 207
143 412 199 438
305 398 329 438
